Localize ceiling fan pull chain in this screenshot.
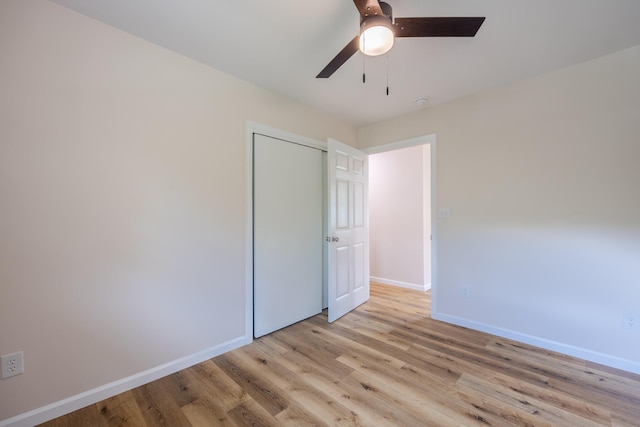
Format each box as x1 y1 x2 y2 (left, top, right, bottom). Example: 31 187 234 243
362 40 366 83
386 54 390 95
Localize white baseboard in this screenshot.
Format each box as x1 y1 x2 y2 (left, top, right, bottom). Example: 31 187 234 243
370 276 431 292
0 335 252 427
432 311 640 376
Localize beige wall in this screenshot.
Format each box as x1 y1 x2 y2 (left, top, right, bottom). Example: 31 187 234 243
360 45 640 372
0 0 355 422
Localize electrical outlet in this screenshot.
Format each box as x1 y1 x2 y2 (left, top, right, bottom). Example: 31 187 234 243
1 351 24 379
623 313 637 330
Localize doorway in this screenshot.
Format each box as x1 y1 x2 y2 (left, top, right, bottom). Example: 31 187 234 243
363 135 435 296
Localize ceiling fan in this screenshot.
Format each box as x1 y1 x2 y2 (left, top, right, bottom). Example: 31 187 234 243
317 0 485 78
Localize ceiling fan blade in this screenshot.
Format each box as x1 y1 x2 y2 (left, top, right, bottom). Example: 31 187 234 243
316 36 359 78
353 0 383 17
394 17 485 37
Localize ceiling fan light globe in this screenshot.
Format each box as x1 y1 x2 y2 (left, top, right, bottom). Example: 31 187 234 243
359 16 394 56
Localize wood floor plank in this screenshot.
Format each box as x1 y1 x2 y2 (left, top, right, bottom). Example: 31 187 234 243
311 316 471 385
131 378 193 427
277 346 427 426
267 326 354 379
184 360 249 413
40 283 640 427
42 402 108 427
213 353 289 417
344 369 468 426
457 372 607 427
488 338 640 407
323 310 411 351
341 356 487 426
226 398 279 427
455 356 611 424
251 334 291 359
228 345 354 426
98 390 152 426
401 330 556 389
180 397 238 427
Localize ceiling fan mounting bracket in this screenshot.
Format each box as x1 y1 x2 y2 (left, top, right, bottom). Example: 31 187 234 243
361 1 392 23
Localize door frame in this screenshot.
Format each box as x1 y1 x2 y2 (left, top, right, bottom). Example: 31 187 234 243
245 121 327 341
361 133 438 314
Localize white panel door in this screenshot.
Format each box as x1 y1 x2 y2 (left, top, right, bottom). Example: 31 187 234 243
327 138 369 322
254 134 323 337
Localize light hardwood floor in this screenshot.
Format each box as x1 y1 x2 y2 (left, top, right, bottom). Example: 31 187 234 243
40 283 640 426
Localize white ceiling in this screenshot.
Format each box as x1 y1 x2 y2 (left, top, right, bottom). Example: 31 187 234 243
51 0 640 127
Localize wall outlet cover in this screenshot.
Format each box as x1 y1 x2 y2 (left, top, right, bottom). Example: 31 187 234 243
1 351 24 379
623 313 637 330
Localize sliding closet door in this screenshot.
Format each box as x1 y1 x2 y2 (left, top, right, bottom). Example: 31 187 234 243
253 134 323 337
